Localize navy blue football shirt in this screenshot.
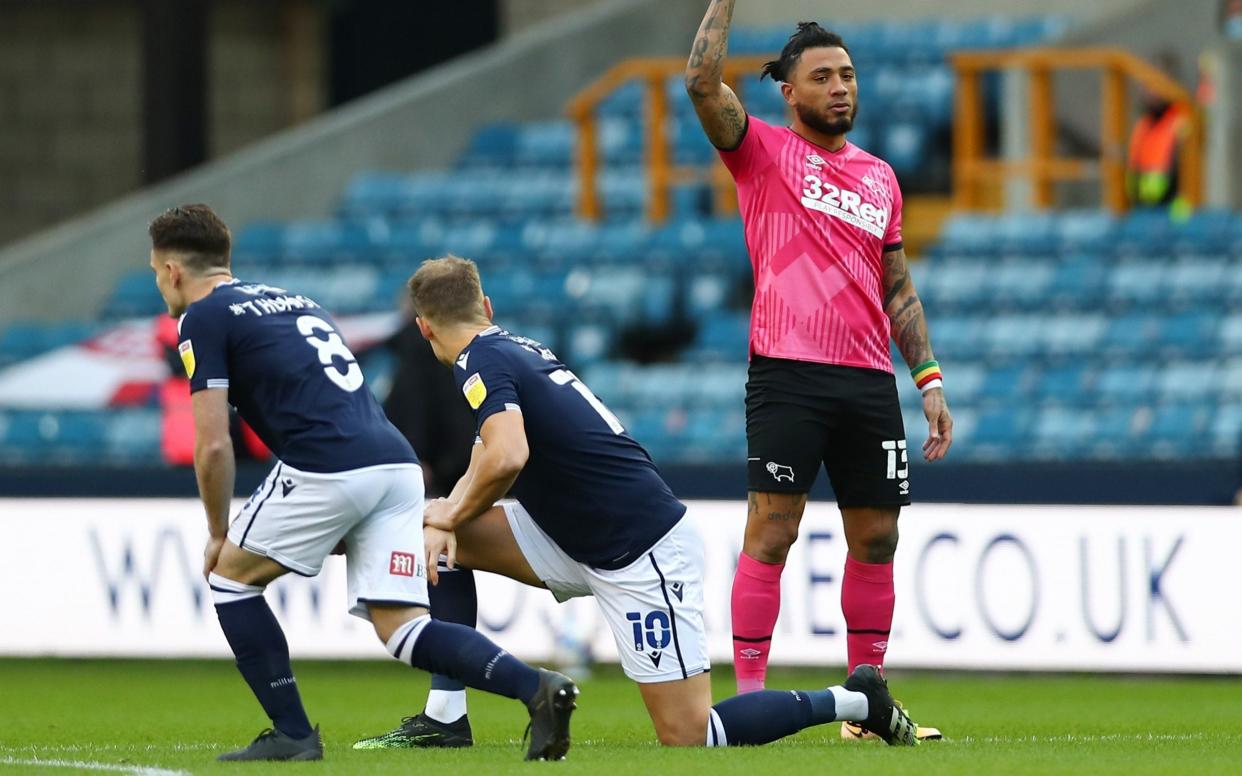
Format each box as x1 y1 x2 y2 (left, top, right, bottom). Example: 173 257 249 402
177 279 416 473
453 326 685 570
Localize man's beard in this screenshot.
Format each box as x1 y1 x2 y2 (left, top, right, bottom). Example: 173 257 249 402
795 100 857 136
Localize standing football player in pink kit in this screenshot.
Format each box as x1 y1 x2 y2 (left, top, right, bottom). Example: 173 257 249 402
685 2 953 741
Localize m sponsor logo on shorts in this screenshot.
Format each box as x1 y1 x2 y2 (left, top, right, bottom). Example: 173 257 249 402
389 552 418 577
766 462 796 483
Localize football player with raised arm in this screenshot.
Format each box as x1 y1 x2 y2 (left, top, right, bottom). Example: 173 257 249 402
148 205 576 762
354 256 919 750
684 2 952 741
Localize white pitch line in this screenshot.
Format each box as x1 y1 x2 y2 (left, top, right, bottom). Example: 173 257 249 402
0 756 189 776
954 733 1205 745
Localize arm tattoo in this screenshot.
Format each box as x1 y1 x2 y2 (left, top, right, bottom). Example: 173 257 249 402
686 0 735 90
882 249 936 369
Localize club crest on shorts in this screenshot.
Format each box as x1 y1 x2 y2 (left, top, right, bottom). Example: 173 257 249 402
389 551 419 577
766 461 795 483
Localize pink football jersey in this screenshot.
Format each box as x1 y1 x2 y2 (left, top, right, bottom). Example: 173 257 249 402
719 115 904 373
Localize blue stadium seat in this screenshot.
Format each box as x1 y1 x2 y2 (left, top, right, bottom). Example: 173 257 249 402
1047 258 1106 309
282 220 379 264
1106 262 1165 306
1220 314 1242 355
980 363 1032 399
102 270 166 319
1159 312 1219 358
985 315 1045 358
689 312 750 362
1031 405 1096 459
990 259 1054 307
879 122 929 179
1173 209 1236 254
105 410 162 463
1223 358 1242 402
1164 258 1228 305
1054 210 1116 253
1096 365 1158 402
1103 313 1159 355
1089 405 1143 459
1155 362 1217 402
922 261 990 311
1041 314 1106 357
929 315 986 361
971 407 1033 455
563 321 613 368
1209 403 1242 457
937 214 998 256
1145 403 1212 459
1114 211 1177 256
1034 364 1090 401
995 212 1057 255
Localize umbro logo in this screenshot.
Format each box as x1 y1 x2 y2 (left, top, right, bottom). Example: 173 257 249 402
669 582 684 602
281 478 297 497
806 153 826 168
739 648 762 659
649 651 663 668
456 351 469 369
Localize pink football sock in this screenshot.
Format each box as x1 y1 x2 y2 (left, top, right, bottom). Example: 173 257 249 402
842 556 895 674
731 552 785 694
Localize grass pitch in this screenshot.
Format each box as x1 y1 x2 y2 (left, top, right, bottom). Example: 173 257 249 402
0 659 1239 775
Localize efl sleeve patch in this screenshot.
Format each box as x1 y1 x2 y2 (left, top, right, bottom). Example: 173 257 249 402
463 372 487 410
178 340 196 379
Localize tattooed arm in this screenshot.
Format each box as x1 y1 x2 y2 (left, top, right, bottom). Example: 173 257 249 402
685 0 747 150
882 247 953 462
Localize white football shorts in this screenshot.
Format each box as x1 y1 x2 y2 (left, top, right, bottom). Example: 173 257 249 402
229 461 429 620
502 501 710 683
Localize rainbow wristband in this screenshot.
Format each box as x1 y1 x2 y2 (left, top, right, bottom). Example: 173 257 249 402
911 360 943 393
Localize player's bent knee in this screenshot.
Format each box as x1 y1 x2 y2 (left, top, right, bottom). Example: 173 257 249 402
367 604 430 644
654 709 711 747
212 541 290 587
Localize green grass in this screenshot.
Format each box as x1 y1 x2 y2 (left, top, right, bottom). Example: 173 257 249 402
1 659 1239 775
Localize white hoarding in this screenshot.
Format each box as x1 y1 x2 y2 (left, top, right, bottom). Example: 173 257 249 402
0 499 1237 673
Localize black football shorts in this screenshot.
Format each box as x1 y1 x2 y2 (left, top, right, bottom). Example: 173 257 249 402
745 355 912 508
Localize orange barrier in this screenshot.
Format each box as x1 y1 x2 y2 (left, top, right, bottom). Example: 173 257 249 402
566 56 774 222
951 47 1203 212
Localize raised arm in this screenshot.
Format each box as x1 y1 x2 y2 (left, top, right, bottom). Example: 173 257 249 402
684 0 747 150
882 247 953 462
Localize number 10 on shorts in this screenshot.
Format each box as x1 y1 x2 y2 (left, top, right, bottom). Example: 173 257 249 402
882 439 908 479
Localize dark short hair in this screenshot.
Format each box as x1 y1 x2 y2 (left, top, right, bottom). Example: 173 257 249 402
761 22 851 82
148 204 231 274
408 255 488 325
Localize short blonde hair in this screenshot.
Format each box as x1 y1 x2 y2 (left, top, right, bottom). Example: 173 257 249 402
407 255 489 325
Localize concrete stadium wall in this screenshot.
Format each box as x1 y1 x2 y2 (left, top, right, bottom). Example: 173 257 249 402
0 0 704 326
0 0 324 249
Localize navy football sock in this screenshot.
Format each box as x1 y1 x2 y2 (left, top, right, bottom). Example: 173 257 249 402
388 616 540 705
428 567 478 694
709 689 838 746
214 594 314 740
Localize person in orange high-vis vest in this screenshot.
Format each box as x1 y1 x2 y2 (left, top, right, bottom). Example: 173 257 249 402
1126 66 1192 218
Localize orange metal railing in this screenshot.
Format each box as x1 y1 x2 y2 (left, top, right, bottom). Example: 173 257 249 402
566 56 773 222
951 47 1203 212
